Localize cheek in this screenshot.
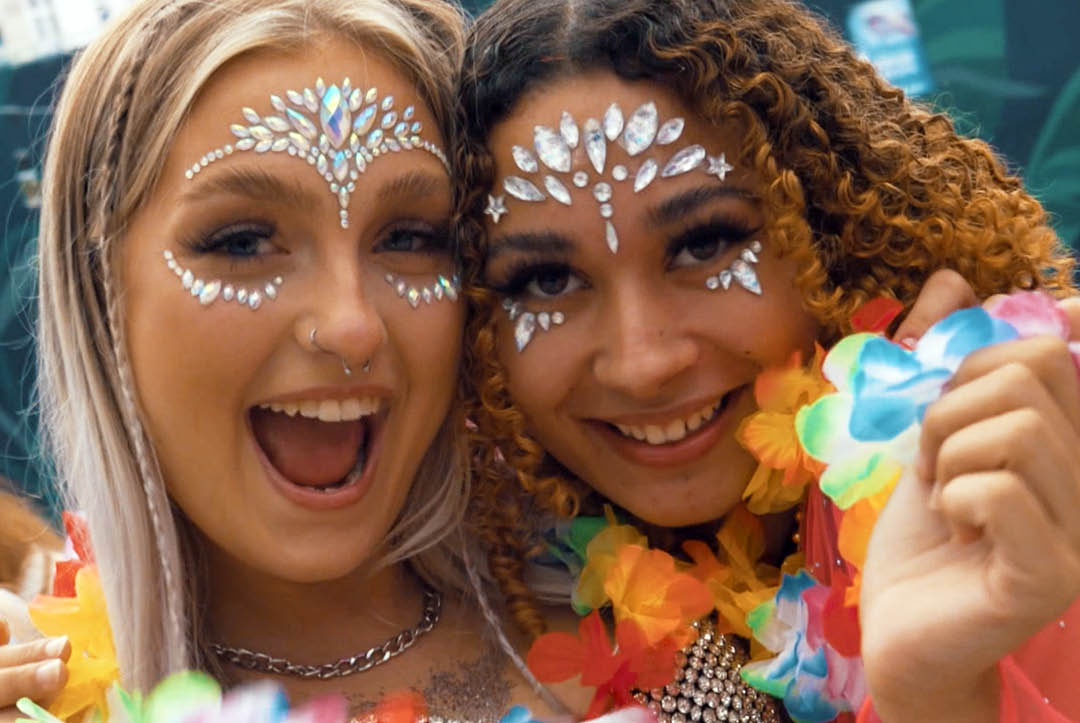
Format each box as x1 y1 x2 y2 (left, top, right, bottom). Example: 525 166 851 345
389 300 464 405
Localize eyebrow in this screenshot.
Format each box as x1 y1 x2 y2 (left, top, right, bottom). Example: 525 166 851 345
648 185 757 227
374 169 449 203
488 231 575 260
179 165 322 208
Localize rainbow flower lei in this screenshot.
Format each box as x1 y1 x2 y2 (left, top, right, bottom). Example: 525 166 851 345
526 291 1080 723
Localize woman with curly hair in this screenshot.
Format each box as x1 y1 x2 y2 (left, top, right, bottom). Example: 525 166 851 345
453 0 1080 720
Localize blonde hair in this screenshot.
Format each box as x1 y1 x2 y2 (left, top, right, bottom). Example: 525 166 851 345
37 0 465 691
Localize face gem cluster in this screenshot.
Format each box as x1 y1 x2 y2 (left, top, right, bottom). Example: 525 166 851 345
502 300 566 352
491 101 763 354
163 250 281 310
184 77 450 229
383 273 461 309
486 101 735 255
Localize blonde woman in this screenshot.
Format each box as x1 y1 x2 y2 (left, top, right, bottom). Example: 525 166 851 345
0 0 556 720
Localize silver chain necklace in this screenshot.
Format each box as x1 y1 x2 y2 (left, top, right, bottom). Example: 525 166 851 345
210 586 442 680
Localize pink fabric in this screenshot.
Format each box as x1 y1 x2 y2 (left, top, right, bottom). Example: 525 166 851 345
998 596 1080 722
854 597 1080 721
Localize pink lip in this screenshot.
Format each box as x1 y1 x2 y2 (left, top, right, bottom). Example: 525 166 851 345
586 386 746 468
247 411 383 511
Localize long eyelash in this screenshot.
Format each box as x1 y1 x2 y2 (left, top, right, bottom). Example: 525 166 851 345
180 221 275 255
488 260 573 297
666 216 761 259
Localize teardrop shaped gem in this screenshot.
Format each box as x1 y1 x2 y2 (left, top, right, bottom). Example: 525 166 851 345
254 140 273 153
315 77 326 96
286 90 305 107
394 122 408 137
319 84 350 148
242 107 260 124
316 154 329 176
366 129 384 149
560 111 579 148
407 288 421 308
544 175 572 205
741 247 759 263
353 105 377 135
249 126 272 141
661 144 706 177
230 124 250 138
603 103 624 141
365 87 378 104
199 280 221 306
403 106 415 121
730 259 762 295
264 115 290 133
657 118 684 145
584 118 605 174
338 187 350 209
271 138 289 152
634 158 658 192
515 312 538 352
504 176 545 202
534 126 571 173
381 111 397 129
270 95 287 113
512 145 539 173
349 88 363 111
303 87 318 113
538 312 551 330
333 151 349 182
605 220 619 254
235 138 256 151
621 101 658 156
440 275 458 301
286 108 317 140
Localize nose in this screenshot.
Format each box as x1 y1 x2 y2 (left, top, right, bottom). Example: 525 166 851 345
297 264 385 373
592 288 698 400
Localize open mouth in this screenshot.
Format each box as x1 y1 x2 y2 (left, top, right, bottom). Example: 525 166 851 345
606 388 739 446
249 397 381 497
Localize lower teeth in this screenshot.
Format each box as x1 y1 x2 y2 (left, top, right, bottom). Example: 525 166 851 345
311 447 366 492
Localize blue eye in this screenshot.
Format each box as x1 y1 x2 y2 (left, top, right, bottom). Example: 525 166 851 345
377 227 450 254
191 223 275 259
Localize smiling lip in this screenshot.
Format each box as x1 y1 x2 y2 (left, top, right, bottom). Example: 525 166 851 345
587 386 747 467
247 386 388 511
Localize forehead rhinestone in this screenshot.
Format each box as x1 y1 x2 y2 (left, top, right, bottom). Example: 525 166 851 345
512 145 539 174
544 175 573 205
621 101 658 156
662 145 706 177
573 171 589 187
504 176 546 202
593 182 612 203
560 111 579 148
657 117 685 145
603 102 624 141
634 158 658 192
612 164 628 181
584 118 605 174
534 125 572 173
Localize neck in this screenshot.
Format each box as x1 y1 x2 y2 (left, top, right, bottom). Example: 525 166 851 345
203 544 427 664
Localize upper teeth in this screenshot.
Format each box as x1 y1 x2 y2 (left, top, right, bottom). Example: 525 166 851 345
613 400 722 445
257 397 380 422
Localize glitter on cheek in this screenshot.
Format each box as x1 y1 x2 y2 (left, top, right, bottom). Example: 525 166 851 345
162 249 283 312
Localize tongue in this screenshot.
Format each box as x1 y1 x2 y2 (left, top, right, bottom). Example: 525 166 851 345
251 408 366 487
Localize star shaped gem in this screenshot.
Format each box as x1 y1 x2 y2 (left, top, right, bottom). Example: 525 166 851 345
705 154 734 181
484 194 508 223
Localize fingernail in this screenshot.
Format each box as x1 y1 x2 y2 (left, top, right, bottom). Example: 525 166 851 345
899 336 917 351
35 659 63 687
45 636 68 658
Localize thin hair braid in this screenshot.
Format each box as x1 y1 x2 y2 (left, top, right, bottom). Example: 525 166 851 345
93 0 192 670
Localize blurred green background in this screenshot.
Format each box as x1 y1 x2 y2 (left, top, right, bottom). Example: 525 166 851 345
2 0 1078 516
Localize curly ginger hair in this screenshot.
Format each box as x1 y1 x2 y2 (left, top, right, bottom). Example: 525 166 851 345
451 0 1076 638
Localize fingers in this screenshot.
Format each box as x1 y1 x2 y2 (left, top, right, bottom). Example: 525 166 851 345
950 336 1080 434
931 408 1080 541
0 638 70 669
0 639 69 710
1058 297 1080 341
918 354 1076 480
937 470 1080 615
893 269 976 347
